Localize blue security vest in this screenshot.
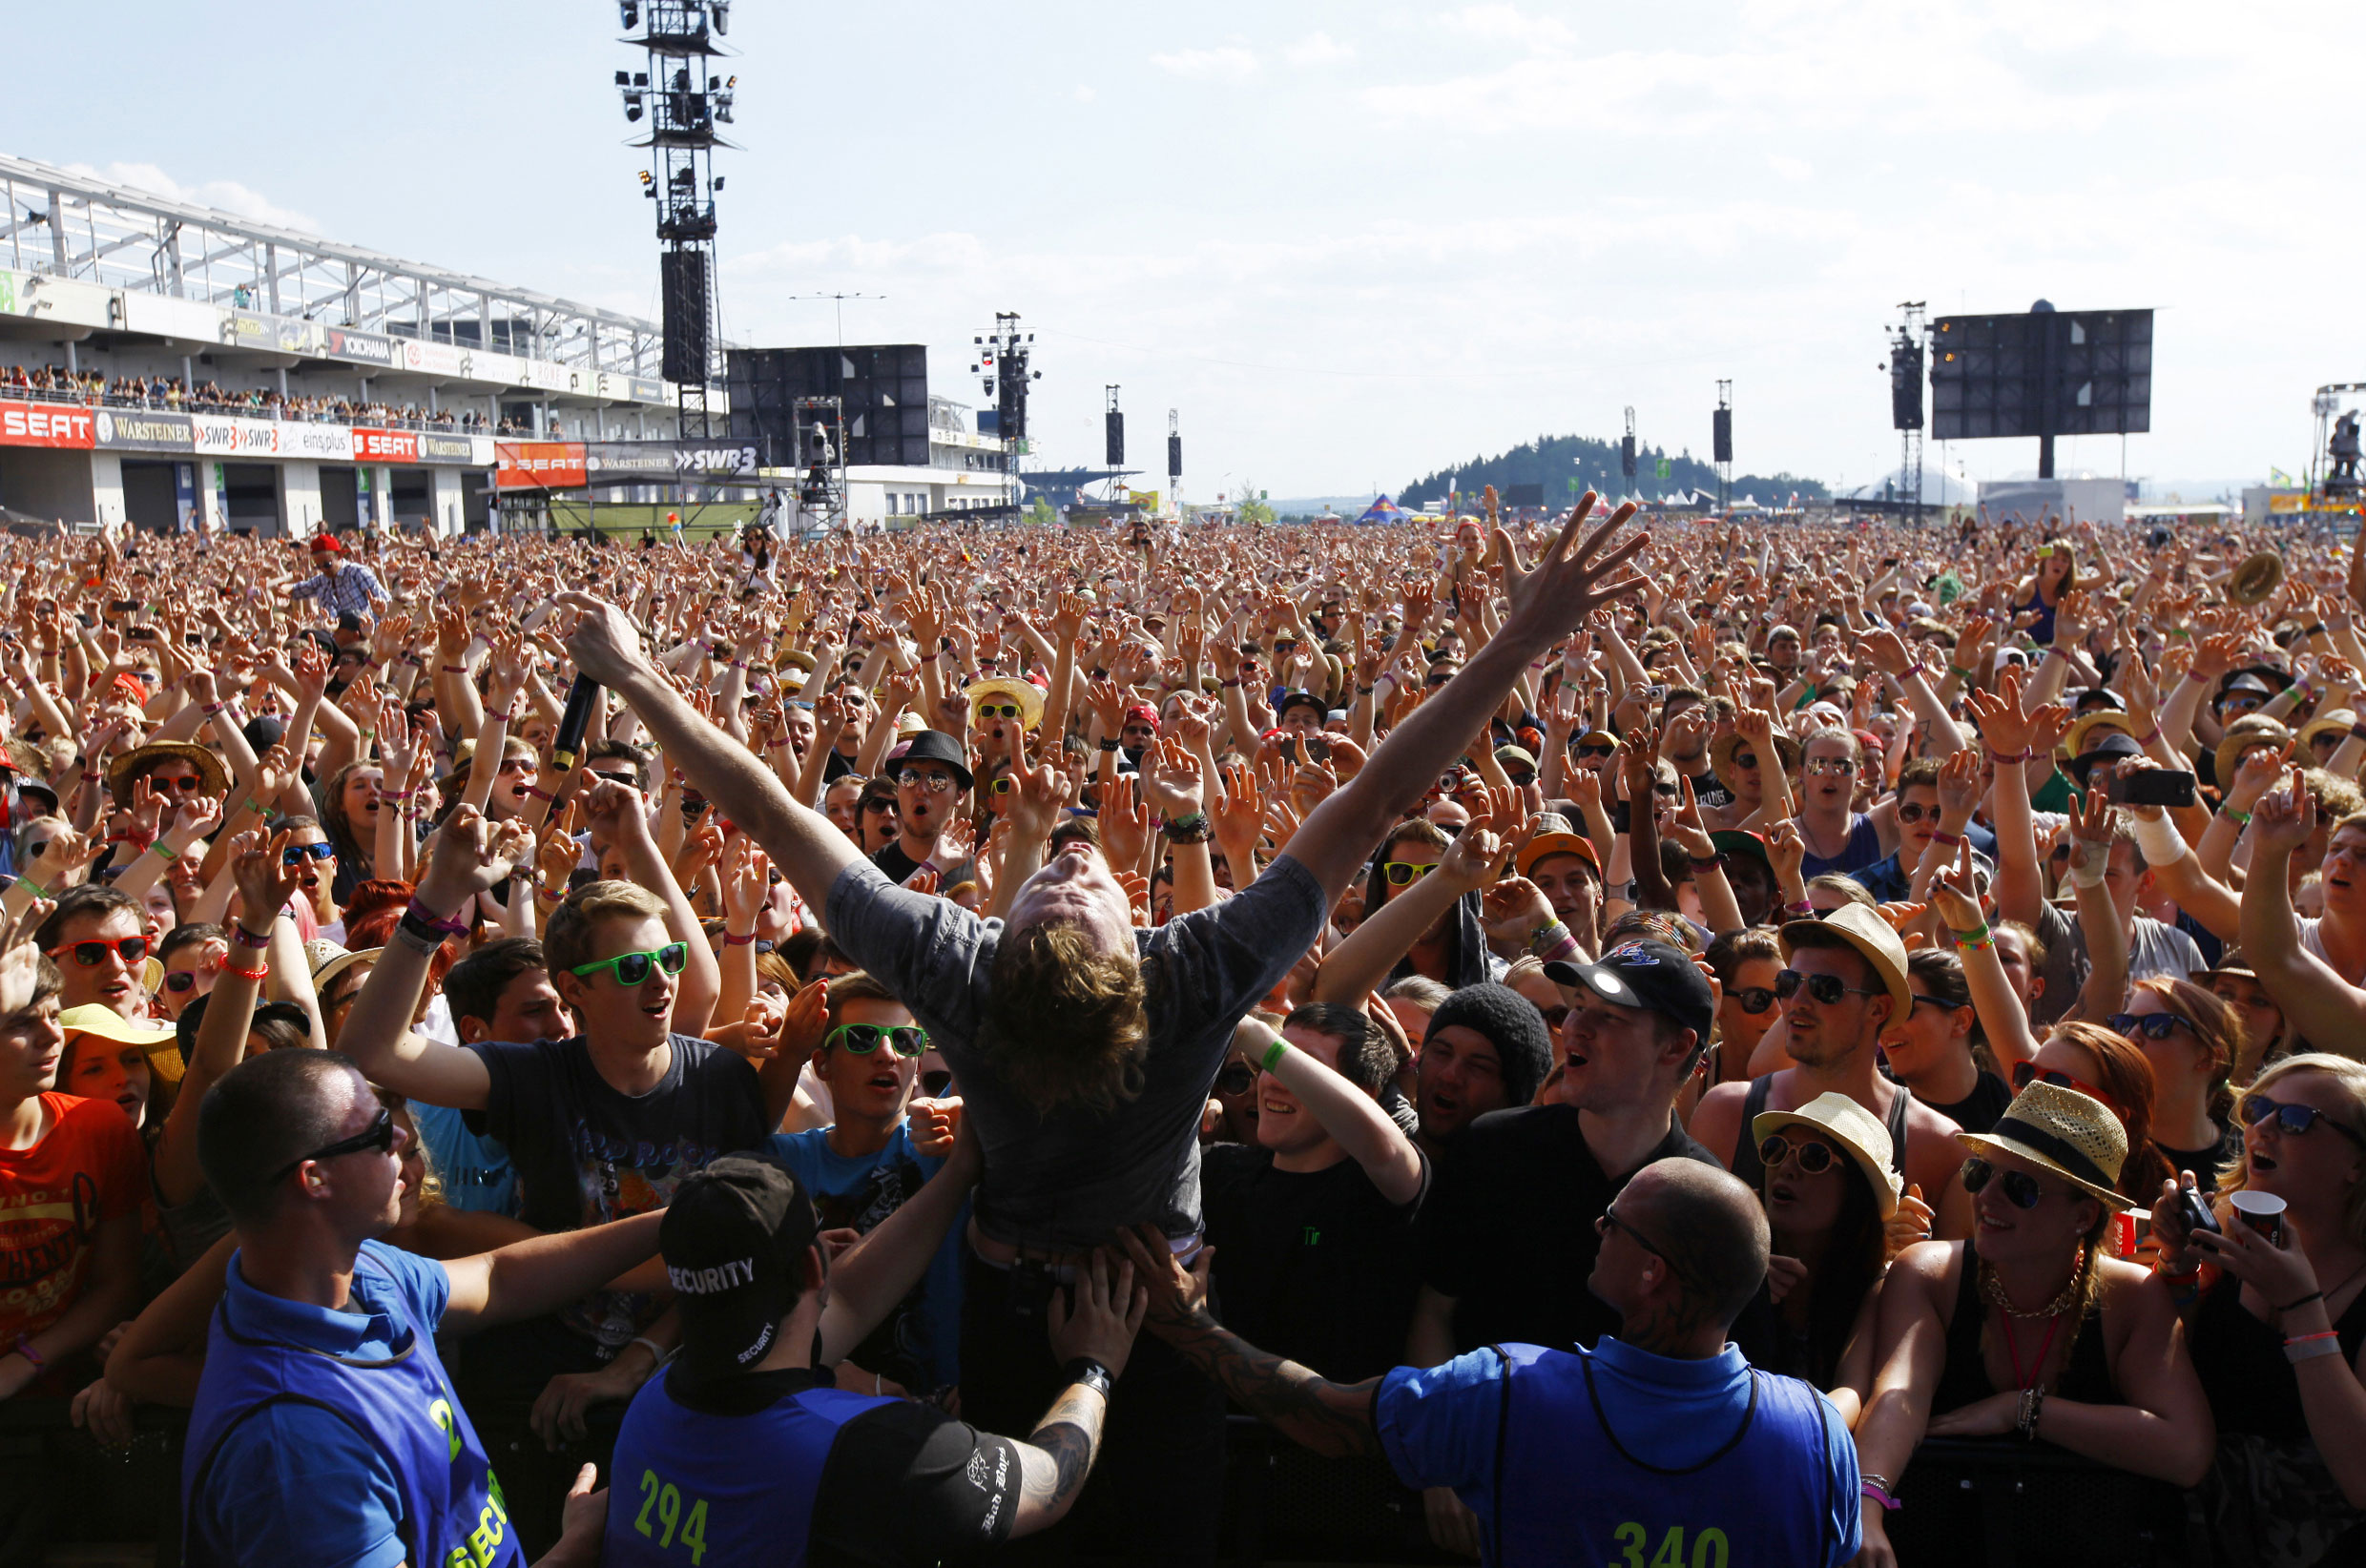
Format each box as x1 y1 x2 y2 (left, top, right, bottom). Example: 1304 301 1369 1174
1487 1342 1843 1568
182 1248 522 1568
604 1369 898 1568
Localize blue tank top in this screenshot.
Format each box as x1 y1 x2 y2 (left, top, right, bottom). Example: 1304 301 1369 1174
1798 813 1884 878
182 1247 522 1568
1490 1342 1845 1568
603 1368 895 1568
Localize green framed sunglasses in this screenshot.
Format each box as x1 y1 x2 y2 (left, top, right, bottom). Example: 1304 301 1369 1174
569 941 691 986
1380 860 1440 887
825 1022 928 1058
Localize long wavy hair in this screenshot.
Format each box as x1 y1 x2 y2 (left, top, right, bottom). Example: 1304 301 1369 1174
2046 1021 2179 1204
2213 1053 2366 1254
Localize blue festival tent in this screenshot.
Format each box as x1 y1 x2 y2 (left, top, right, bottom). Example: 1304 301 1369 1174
1353 495 1408 526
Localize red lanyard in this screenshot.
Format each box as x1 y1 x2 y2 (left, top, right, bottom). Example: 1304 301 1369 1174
2001 1310 2065 1391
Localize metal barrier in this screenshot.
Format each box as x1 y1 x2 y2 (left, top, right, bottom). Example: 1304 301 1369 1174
1888 1436 2213 1568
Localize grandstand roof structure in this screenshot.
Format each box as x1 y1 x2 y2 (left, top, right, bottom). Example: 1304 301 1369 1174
0 151 673 388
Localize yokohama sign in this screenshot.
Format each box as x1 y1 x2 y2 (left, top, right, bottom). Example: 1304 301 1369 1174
0 402 96 448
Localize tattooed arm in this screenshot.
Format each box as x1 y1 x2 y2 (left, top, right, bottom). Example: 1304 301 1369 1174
1010 1248 1147 1538
1116 1224 1382 1458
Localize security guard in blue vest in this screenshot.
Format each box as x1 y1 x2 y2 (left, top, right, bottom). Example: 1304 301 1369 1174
181 1048 667 1568
1122 1156 1863 1568
602 1153 1148 1566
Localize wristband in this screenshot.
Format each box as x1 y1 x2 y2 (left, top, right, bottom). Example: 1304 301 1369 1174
1220 677 1241 689
1688 855 1721 872
1903 662 1927 682
2305 623 2327 638
918 650 937 663
203 701 225 715
1784 899 1815 918
1929 831 1962 847
1951 919 1993 948
2286 1331 2346 1364
1986 747 2033 763
2127 809 2191 868
1260 1035 1289 1075
723 930 757 946
151 840 178 862
628 1336 674 1369
405 898 469 936
2220 806 2252 828
393 913 447 956
1162 812 1212 843
1098 738 1121 752
2136 726 2162 746
223 961 268 983
244 797 272 815
1948 664 1977 682
1860 1479 1900 1514
442 665 467 674
10 874 47 900
2277 1290 2326 1313
2351 723 2366 747
231 922 272 948
11 1335 44 1370
536 883 565 904
1061 1356 1114 1400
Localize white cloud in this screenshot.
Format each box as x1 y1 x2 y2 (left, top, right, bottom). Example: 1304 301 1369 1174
1435 4 1576 52
65 161 320 233
1074 84 1097 102
1283 31 1355 66
1151 46 1260 82
1767 154 1812 181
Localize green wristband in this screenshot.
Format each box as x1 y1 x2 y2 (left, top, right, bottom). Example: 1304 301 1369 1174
1259 1036 1288 1075
151 840 178 862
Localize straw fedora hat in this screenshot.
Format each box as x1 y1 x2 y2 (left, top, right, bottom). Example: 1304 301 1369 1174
965 675 1045 732
1779 902 1912 1021
1960 1080 2136 1211
2214 714 2292 791
2060 708 2140 763
58 1004 184 1084
1753 1091 1902 1219
2299 709 2357 755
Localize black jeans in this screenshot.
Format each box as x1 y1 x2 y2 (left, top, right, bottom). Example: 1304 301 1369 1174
960 1247 1225 1565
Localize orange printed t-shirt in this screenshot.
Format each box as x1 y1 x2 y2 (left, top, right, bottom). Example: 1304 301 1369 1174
0 1093 147 1345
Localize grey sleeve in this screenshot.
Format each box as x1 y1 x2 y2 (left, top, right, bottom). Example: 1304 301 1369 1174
1147 854 1327 1046
824 859 991 1040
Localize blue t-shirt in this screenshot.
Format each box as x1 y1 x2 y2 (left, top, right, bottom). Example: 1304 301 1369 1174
1799 813 1885 879
1376 1337 1859 1568
769 1122 964 1390
190 1243 458 1568
410 1100 517 1216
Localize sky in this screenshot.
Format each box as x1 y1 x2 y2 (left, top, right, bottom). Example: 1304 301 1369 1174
14 1 2364 501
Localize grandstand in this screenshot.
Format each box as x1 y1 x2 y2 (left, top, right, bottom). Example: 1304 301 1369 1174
0 152 695 535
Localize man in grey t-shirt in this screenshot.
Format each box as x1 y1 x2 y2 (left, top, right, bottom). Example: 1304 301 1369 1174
556 495 1647 1560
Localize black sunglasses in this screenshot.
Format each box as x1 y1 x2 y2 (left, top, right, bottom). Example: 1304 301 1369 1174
2241 1094 2366 1147
1216 1062 1256 1097
1774 969 1880 1006
164 970 200 994
1961 1156 2048 1209
271 1106 396 1183
1730 985 1777 1016
2107 1012 2191 1042
1757 1134 1839 1176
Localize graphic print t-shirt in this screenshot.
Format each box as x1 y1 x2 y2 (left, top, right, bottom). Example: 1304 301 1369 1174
0 1093 145 1351
467 1034 765 1351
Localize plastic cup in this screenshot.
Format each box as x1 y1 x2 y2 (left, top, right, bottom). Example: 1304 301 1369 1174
2230 1189 2287 1244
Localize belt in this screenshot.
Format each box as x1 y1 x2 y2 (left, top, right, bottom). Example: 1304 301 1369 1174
965 1215 1202 1273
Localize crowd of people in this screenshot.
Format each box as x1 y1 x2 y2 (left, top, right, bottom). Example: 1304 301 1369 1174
0 363 510 430
0 497 2360 1567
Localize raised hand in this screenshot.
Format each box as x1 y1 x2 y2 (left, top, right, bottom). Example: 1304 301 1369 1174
419 803 524 914
1099 774 1152 871
0 897 55 1018
230 827 303 924
555 592 652 689
1140 735 1205 821
2253 765 2317 853
1928 837 1984 932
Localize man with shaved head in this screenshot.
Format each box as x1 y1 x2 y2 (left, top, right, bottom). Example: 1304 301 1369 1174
1119 1156 1863 1567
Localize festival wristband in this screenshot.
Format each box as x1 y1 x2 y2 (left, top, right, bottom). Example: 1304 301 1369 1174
1929 831 1962 847
1951 920 1994 950
2286 1331 2344 1364
232 922 272 949
11 1335 44 1370
1260 1035 1288 1075
2220 806 2252 827
405 898 469 935
151 840 178 862
723 930 757 946
223 961 268 983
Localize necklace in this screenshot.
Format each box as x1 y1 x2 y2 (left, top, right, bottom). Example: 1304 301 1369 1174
1981 1252 2083 1320
2299 1255 2366 1315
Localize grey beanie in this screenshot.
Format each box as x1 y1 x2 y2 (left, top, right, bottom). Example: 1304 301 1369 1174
1423 982 1553 1110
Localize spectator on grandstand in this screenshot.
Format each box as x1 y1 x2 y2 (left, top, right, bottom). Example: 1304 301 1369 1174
1201 1002 1426 1383
1852 1082 2213 1568
766 970 965 1393
179 1047 668 1568
1691 905 1973 1240
1122 1157 1864 1568
2152 1053 2366 1565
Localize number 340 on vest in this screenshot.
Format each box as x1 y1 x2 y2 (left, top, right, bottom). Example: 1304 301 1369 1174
1612 1523 1729 1568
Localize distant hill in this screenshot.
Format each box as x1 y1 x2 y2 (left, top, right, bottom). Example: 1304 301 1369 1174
1397 434 1827 511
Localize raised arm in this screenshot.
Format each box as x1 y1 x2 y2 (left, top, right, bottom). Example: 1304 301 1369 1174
2241 769 2366 1045
439 1209 665 1334
1247 1026 1423 1207
1278 497 1646 901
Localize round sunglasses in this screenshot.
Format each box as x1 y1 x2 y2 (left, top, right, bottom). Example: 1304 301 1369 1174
825 1022 928 1058
568 941 690 987
1757 1134 1840 1176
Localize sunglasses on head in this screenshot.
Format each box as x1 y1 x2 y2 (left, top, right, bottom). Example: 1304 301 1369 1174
281 842 336 867
827 1022 927 1058
52 936 148 967
1774 969 1879 1005
2010 1060 2117 1108
976 702 1024 720
1961 1156 2049 1209
270 1106 396 1183
2107 1012 2192 1042
568 941 690 986
2241 1093 2366 1146
1757 1134 1840 1176
1381 860 1440 886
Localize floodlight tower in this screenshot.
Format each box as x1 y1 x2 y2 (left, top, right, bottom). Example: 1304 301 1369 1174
975 314 1038 491
1888 302 1928 526
616 0 737 438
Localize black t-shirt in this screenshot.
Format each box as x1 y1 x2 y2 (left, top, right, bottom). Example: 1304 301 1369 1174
1200 1142 1428 1384
2160 1119 2239 1194
1418 1103 1720 1354
466 1033 768 1350
670 1365 1020 1563
872 840 924 885
1923 1070 2014 1137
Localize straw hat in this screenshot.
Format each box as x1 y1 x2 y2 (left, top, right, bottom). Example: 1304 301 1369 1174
1960 1080 2136 1211
1753 1091 1902 1219
965 676 1045 732
1779 902 1912 1020
309 942 383 998
107 741 228 801
58 1004 184 1084
2299 709 2357 755
1516 813 1600 877
2214 714 2292 791
2060 709 2139 763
